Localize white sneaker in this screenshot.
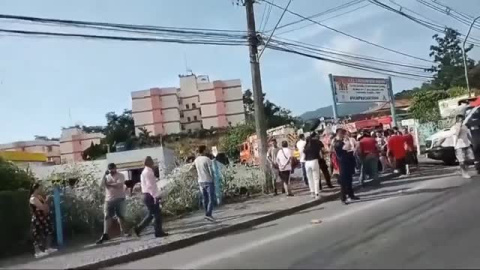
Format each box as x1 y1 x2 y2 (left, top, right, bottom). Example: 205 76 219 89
204 216 216 222
35 251 48 259
393 169 400 173
46 248 58 254
462 172 472 179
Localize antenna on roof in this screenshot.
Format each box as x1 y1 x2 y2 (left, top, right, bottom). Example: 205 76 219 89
183 52 193 75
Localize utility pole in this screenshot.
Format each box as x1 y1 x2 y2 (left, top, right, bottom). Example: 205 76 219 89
244 0 271 192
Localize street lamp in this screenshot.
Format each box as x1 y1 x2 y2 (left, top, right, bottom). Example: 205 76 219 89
462 15 480 97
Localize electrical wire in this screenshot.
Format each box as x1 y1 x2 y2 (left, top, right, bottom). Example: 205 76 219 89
261 0 275 32
417 0 480 29
260 0 433 63
270 37 432 70
0 28 249 46
369 0 480 46
267 0 365 33
276 3 370 36
267 43 433 81
259 0 293 59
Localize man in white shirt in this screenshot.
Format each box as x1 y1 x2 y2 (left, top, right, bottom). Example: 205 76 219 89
452 114 474 178
96 163 127 244
193 145 216 221
134 156 168 238
276 141 294 196
296 134 308 187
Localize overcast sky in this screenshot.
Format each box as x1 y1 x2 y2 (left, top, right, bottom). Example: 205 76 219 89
1 0 480 143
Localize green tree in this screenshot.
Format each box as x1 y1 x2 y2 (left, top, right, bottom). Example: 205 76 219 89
427 28 476 90
0 158 34 191
137 127 153 147
103 110 136 151
219 123 256 159
243 89 297 128
82 142 107 160
410 90 450 122
469 62 480 90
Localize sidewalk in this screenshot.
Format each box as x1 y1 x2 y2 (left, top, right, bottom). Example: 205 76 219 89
0 173 392 270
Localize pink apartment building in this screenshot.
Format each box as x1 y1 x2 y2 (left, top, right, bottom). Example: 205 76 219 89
60 127 105 163
131 74 245 135
0 139 61 164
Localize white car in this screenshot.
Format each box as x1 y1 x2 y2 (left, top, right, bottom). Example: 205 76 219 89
425 106 480 165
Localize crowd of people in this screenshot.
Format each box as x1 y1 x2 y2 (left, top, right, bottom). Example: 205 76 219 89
27 118 478 258
266 126 420 205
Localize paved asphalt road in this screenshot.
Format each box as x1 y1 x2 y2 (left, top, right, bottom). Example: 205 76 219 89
111 165 480 269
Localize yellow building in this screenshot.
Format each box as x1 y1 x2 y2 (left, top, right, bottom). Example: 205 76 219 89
0 151 48 163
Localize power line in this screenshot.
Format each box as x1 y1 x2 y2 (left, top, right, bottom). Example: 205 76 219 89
417 0 480 29
276 3 370 36
260 0 433 63
260 0 275 32
267 43 433 81
0 13 248 35
267 0 365 33
270 37 432 70
0 28 249 46
369 0 480 46
259 0 292 59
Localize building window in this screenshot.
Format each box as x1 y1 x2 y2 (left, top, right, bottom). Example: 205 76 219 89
180 112 184 118
47 146 52 152
186 104 190 109
187 117 191 122
181 124 185 131
194 116 198 121
192 103 196 109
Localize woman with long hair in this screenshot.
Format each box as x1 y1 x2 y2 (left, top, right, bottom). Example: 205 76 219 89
29 182 56 258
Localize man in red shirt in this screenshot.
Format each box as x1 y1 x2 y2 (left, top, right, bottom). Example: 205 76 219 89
358 130 380 186
388 127 407 175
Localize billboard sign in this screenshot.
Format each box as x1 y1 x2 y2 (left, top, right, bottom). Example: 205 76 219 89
332 76 389 103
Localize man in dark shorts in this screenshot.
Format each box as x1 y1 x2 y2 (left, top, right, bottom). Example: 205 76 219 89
97 163 127 244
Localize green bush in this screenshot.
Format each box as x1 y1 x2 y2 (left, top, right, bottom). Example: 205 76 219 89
0 158 34 191
44 163 105 238
0 190 33 258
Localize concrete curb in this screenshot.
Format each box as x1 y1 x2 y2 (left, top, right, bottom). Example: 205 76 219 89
72 174 395 270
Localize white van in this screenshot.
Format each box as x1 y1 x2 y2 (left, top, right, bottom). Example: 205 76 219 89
425 105 480 165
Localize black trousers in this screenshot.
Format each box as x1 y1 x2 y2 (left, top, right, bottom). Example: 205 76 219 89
136 193 163 236
318 158 332 188
396 158 407 175
339 167 355 202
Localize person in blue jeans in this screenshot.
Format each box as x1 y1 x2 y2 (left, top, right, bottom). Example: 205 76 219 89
193 145 216 221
